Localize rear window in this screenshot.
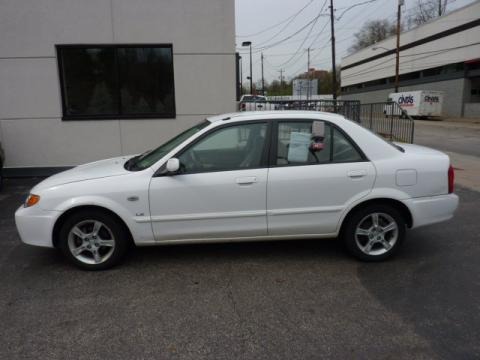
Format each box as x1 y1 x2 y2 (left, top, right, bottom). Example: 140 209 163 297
241 96 266 102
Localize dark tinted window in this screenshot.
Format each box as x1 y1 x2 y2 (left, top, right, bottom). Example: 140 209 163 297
60 48 118 116
118 47 174 115
57 45 175 120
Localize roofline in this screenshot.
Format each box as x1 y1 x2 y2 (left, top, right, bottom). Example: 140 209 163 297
342 0 480 64
207 111 346 123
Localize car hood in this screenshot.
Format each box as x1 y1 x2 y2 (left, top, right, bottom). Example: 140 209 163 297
32 155 134 192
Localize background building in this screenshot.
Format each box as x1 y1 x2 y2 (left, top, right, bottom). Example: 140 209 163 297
0 0 236 175
340 1 480 118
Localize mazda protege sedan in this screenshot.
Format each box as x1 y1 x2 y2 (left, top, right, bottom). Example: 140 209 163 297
15 111 459 270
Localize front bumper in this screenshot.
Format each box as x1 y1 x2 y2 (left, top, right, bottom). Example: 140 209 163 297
15 205 60 248
404 193 459 229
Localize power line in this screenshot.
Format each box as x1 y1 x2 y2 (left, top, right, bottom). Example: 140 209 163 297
236 12 328 55
236 21 336 56
273 0 329 68
335 0 378 21
253 0 320 47
236 0 315 38
263 23 340 71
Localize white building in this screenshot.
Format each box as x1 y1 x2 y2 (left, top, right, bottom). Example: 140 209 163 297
0 0 236 175
340 1 480 118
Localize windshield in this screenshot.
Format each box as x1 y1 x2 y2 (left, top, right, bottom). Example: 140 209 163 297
125 120 210 171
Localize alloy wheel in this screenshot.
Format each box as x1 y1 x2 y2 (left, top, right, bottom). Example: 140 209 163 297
354 212 398 256
67 220 116 265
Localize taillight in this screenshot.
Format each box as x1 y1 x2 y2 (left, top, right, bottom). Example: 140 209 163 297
240 103 246 111
448 165 454 194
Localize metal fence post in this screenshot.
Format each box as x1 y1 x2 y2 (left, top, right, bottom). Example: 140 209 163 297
410 118 415 144
390 103 394 141
369 103 373 129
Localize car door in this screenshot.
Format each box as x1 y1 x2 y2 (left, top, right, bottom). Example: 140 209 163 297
267 119 376 236
149 121 269 241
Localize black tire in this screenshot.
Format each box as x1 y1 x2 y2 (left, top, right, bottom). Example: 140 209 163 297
342 204 406 262
58 209 130 270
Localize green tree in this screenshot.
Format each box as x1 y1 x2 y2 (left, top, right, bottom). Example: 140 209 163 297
266 79 292 96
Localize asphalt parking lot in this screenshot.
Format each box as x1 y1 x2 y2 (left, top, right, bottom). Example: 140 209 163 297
0 178 479 360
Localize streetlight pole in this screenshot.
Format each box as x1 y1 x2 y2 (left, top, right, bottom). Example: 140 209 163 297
242 41 253 94
394 0 403 93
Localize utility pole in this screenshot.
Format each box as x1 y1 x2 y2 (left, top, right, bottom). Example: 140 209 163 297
261 53 265 96
279 69 284 87
329 0 337 101
394 0 403 93
307 47 311 100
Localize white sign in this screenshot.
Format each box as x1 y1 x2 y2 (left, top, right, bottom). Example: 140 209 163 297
292 79 318 97
287 132 311 163
312 121 325 137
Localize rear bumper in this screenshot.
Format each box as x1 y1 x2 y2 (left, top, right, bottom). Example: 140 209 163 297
404 193 459 229
15 205 59 248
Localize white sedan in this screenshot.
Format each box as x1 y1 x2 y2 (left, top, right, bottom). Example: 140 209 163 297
15 111 458 270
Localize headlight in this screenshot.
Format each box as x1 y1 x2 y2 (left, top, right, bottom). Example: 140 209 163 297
24 194 40 208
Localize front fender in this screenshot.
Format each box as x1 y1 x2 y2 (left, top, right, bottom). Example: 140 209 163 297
52 195 155 245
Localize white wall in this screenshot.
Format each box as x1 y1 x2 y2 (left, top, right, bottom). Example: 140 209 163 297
341 1 480 87
0 0 236 168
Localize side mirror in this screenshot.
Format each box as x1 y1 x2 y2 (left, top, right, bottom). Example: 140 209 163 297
166 158 180 173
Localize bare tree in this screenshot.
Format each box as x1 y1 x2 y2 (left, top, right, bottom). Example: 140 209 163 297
407 0 448 28
349 19 398 53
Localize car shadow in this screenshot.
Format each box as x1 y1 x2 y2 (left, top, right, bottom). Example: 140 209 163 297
125 237 346 269
355 186 480 359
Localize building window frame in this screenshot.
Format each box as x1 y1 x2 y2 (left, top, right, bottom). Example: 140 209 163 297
56 43 176 121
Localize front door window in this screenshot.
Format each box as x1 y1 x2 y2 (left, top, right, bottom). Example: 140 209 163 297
178 122 267 173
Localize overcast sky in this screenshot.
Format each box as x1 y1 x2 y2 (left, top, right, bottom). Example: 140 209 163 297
235 0 475 85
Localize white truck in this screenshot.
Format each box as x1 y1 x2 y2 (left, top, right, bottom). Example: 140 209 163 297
239 95 280 111
384 91 444 118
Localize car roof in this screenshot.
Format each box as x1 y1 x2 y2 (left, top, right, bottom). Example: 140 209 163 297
206 111 347 124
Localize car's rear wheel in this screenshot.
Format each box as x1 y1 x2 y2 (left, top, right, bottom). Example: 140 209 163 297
58 210 130 270
342 204 406 261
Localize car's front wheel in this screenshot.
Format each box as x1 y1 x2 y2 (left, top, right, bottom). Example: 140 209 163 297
342 204 406 261
58 209 130 270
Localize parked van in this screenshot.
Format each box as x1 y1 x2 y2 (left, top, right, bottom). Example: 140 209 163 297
384 91 444 118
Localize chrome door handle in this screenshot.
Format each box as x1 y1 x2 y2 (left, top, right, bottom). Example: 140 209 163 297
347 170 366 178
236 176 257 185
